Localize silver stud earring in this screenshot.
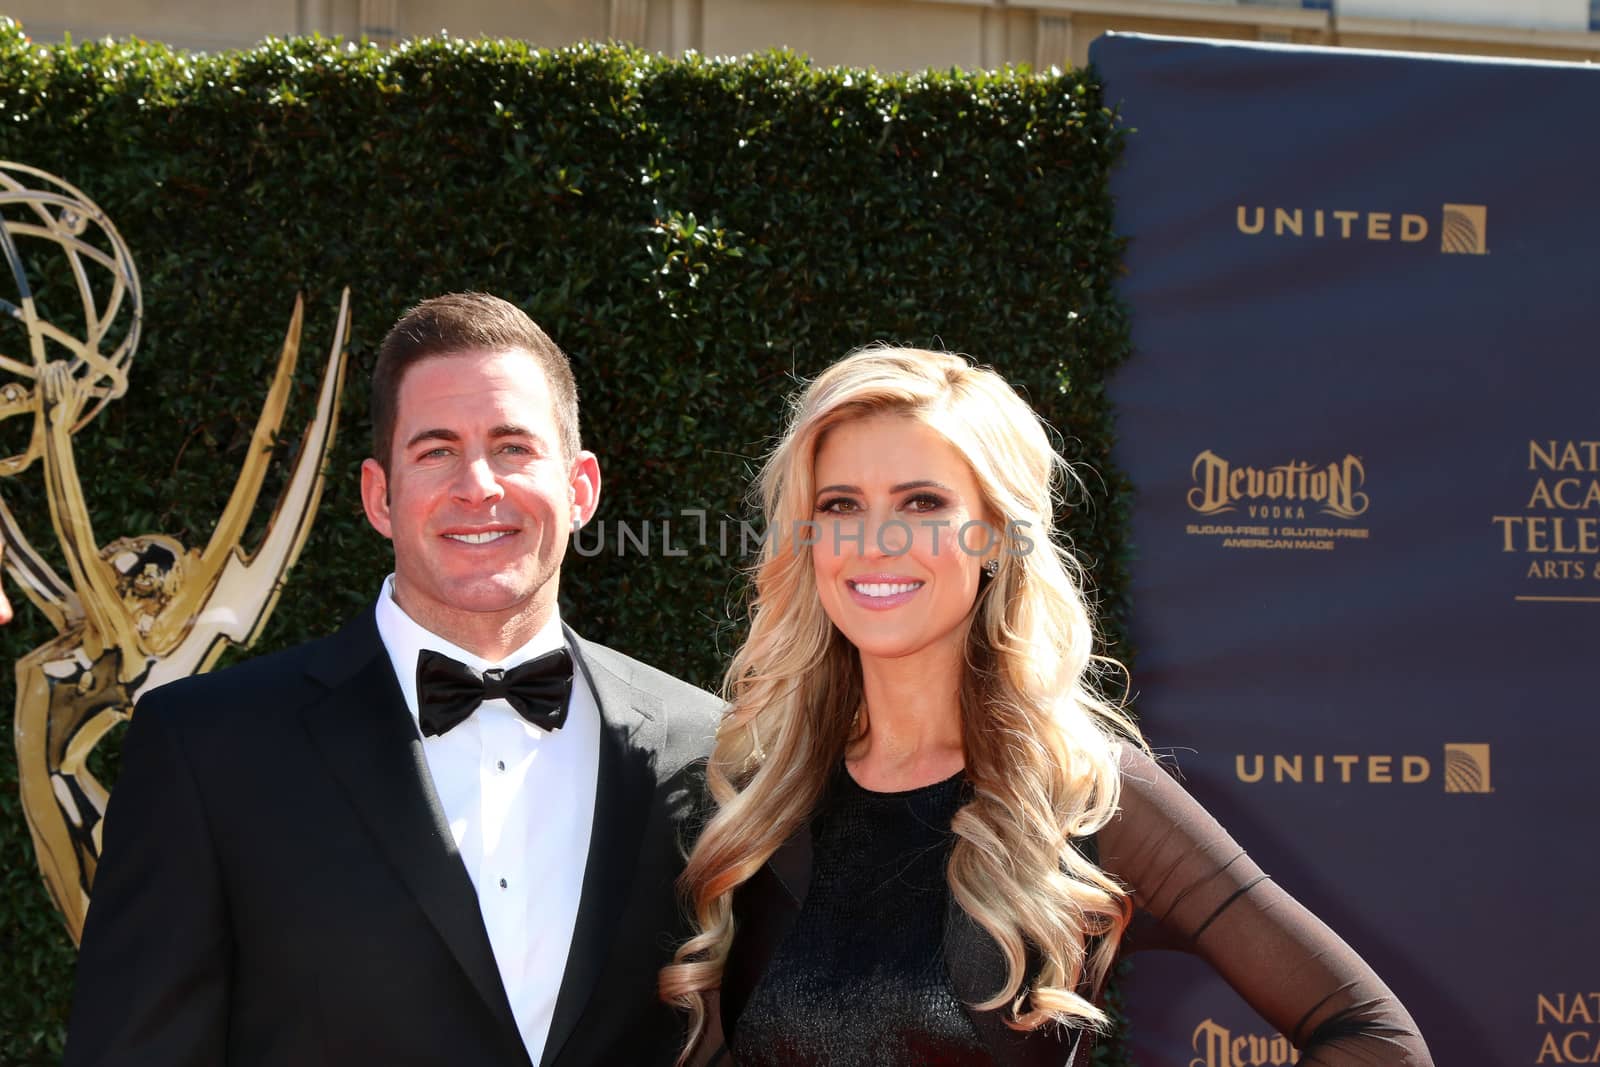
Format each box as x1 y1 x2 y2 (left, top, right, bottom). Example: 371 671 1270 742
982 558 1000 577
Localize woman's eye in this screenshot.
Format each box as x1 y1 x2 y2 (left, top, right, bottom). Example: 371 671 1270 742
903 493 948 512
816 497 859 514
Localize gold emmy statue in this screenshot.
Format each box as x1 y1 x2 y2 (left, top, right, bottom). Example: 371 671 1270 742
0 162 351 942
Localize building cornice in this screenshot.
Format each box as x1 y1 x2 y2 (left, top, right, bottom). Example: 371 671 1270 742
1335 14 1600 53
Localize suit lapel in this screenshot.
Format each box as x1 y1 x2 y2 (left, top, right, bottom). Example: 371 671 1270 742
539 631 663 1067
298 611 528 1063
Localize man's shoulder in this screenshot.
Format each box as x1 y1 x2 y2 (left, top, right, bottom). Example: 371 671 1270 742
137 611 377 721
572 637 725 725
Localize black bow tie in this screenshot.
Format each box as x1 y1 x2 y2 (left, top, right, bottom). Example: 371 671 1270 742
415 647 573 737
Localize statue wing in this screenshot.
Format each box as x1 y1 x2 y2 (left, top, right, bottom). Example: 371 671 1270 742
141 290 351 694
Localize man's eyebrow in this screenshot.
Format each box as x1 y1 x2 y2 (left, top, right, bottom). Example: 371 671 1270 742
403 425 544 450
404 428 460 450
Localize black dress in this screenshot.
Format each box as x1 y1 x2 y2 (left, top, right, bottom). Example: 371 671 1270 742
723 745 1433 1066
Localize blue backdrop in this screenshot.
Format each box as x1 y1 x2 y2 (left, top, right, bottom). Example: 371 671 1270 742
1094 32 1600 1067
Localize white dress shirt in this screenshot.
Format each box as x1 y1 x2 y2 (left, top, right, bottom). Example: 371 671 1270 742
373 576 599 1064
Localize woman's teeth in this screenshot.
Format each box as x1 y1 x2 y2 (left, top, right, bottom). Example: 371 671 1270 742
854 581 920 598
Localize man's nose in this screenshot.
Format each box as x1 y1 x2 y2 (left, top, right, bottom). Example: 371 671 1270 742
452 455 504 502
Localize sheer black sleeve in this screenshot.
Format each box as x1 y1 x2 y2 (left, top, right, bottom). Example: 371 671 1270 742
1098 744 1434 1066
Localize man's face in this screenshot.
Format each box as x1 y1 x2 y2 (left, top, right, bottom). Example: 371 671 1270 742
360 348 599 655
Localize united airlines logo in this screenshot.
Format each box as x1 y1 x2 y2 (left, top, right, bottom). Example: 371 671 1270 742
1442 743 1492 794
1235 743 1493 793
1440 203 1488 255
1235 202 1488 254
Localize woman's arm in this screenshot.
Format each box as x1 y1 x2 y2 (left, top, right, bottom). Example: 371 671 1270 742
1098 744 1434 1065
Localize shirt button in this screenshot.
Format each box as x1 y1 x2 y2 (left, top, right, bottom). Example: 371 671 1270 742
499 878 508 889
496 760 506 772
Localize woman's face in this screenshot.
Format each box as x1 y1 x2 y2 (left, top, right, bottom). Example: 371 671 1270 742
809 413 994 669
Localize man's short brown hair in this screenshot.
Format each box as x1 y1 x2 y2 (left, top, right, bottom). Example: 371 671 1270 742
370 293 580 470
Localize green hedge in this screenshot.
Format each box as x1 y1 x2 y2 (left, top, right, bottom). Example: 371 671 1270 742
0 24 1131 1063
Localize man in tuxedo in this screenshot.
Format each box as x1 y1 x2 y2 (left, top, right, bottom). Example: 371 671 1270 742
66 293 721 1066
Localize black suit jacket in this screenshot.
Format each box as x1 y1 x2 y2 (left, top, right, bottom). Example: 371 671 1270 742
66 609 721 1067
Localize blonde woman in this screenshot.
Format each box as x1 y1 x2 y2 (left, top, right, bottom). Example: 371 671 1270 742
662 348 1431 1066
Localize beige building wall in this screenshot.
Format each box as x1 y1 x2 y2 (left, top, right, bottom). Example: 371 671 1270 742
703 0 990 70
3 0 1598 66
4 0 300 51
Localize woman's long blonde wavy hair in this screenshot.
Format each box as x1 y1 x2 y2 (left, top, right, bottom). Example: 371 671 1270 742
660 347 1144 1059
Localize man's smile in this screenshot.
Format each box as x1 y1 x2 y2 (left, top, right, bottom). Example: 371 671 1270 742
443 529 516 545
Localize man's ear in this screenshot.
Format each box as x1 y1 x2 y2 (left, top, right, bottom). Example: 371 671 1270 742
360 458 394 539
569 451 601 529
